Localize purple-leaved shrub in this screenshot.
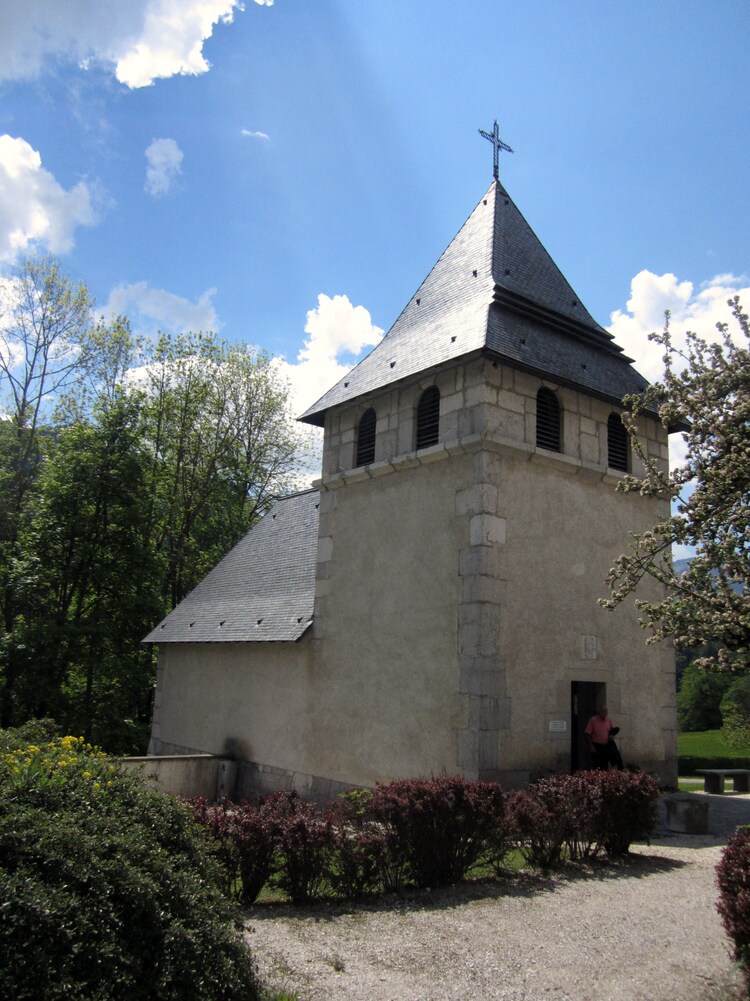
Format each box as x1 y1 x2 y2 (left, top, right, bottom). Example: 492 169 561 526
368 776 506 888
264 790 334 904
717 827 750 996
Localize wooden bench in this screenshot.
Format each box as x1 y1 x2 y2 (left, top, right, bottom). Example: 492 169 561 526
696 769 750 794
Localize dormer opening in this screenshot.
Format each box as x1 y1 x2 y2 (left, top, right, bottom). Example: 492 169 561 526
355 407 377 467
416 386 440 450
607 412 629 472
536 387 561 452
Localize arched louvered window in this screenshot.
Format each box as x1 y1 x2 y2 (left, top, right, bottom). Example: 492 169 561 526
536 387 561 452
607 412 629 472
355 408 376 467
416 386 440 450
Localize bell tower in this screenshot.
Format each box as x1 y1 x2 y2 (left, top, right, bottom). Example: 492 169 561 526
299 167 677 788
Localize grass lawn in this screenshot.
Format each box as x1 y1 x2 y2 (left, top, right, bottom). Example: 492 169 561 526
678 729 750 758
677 778 705 792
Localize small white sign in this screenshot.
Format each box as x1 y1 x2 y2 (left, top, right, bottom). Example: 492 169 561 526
549 720 567 733
581 635 597 660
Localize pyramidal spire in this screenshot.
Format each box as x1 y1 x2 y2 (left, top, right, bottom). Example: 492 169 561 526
299 175 645 427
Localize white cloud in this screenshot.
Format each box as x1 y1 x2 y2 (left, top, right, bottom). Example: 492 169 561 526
103 281 220 334
0 135 99 263
607 270 750 384
0 1 245 89
608 270 750 477
272 293 383 480
276 293 384 417
114 0 244 88
241 129 270 140
144 138 183 197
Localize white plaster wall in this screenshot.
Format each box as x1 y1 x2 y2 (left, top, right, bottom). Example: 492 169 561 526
152 639 315 767
493 446 676 780
310 456 470 785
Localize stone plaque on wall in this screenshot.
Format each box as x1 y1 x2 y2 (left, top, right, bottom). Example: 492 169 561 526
581 635 597 660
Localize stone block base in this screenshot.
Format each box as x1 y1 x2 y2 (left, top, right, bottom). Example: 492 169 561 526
663 794 709 835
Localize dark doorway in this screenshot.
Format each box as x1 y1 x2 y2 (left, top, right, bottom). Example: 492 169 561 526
571 681 606 771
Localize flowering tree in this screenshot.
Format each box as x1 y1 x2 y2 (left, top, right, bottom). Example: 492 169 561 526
601 297 750 672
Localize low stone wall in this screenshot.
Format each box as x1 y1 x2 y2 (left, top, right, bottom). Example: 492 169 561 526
117 754 237 801
236 758 351 806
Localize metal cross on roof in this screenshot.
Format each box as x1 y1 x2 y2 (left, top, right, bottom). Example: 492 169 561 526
478 120 513 180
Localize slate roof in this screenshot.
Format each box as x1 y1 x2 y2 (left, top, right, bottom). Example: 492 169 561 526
143 490 319 644
299 180 648 426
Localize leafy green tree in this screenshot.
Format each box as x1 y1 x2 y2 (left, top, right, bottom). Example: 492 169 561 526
12 394 161 750
139 331 302 606
721 675 750 748
0 257 94 726
58 312 141 420
677 658 733 731
601 297 750 672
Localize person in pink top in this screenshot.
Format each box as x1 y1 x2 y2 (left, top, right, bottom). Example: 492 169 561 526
585 705 624 771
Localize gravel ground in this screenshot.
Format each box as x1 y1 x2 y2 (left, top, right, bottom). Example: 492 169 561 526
245 835 744 1001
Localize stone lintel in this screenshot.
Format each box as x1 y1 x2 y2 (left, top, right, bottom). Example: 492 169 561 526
461 575 507 604
458 602 503 632
455 482 498 517
470 513 506 546
459 546 503 578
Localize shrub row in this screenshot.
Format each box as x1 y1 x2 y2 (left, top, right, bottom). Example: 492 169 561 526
189 770 661 906
508 769 660 868
679 755 750 775
717 827 750 997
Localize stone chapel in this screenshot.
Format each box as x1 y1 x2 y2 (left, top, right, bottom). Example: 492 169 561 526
145 165 678 799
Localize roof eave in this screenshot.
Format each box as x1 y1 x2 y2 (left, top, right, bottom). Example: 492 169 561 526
491 286 632 361
297 346 488 427
142 620 314 645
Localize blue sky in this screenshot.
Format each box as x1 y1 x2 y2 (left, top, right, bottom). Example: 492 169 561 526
0 0 748 433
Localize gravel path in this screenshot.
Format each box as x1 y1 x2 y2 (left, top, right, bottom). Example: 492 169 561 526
245 835 743 1001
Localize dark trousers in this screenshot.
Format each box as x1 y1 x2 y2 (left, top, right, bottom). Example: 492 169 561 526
591 741 624 771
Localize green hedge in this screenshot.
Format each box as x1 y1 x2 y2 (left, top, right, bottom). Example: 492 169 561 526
679 756 750 775
0 729 260 1001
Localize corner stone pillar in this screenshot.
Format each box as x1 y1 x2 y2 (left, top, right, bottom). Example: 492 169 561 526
455 449 510 781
